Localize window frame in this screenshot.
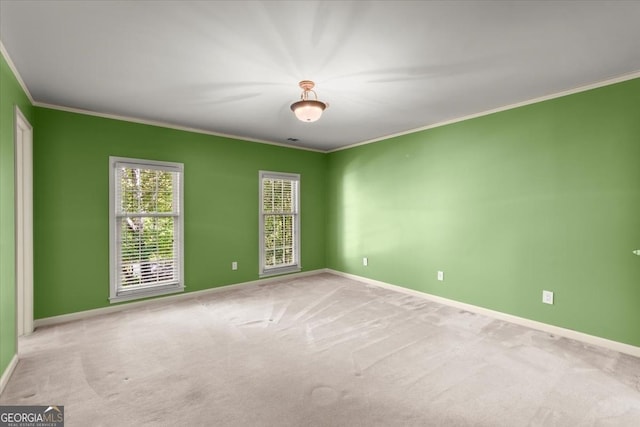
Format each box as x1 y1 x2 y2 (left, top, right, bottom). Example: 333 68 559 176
259 170 301 277
109 156 184 303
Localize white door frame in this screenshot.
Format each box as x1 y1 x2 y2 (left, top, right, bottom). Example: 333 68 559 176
15 106 33 336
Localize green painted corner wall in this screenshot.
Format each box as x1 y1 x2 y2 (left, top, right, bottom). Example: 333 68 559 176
33 108 327 318
327 78 640 347
0 54 33 378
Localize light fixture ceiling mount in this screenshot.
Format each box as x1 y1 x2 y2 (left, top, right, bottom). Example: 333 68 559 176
290 80 328 123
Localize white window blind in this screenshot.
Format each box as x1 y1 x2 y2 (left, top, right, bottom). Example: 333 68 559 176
109 157 184 302
259 171 300 276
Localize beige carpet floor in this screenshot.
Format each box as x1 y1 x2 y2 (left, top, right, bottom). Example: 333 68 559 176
2 273 640 426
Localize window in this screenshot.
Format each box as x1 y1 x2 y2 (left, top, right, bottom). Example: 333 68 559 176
109 157 184 303
259 171 300 276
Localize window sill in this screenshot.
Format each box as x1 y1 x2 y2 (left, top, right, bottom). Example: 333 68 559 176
109 283 184 304
259 266 301 278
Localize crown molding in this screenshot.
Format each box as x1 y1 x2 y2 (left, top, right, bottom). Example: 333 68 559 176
33 101 325 153
2 35 319 153
330 69 640 153
0 39 34 104
4 33 639 155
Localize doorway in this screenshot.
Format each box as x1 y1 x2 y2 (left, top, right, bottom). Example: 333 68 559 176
15 106 33 336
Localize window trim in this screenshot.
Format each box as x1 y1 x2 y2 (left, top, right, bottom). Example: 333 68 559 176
109 156 184 303
259 170 301 277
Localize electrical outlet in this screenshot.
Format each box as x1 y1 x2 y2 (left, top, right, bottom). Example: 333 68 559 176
437 271 444 281
232 261 238 271
542 290 554 305
363 257 368 266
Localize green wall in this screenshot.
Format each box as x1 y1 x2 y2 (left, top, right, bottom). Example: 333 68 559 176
327 78 640 347
33 108 327 318
0 54 33 379
2 51 639 387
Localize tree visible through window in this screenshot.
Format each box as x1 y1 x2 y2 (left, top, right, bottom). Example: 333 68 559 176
260 171 300 276
110 157 183 302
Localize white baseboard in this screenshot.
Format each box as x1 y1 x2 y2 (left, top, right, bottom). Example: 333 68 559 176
327 269 640 358
0 354 18 396
34 269 329 328
34 267 638 358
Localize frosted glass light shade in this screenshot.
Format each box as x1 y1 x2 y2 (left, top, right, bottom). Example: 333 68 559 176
291 100 326 122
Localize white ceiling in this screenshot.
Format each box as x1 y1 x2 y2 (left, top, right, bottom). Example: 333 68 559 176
2 1 640 152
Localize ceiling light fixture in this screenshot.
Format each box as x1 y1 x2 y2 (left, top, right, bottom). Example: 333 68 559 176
290 80 328 123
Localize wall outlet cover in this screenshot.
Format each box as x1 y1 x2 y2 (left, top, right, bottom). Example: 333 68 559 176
542 290 554 305
437 271 444 281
